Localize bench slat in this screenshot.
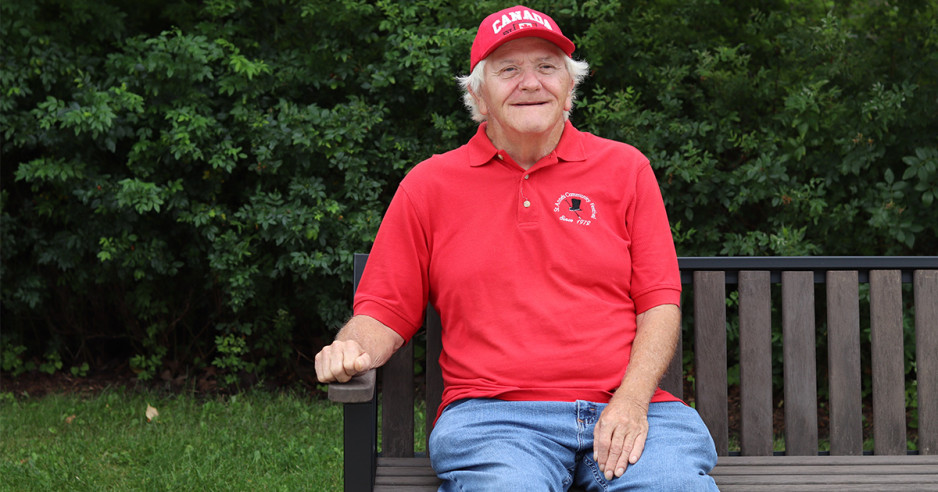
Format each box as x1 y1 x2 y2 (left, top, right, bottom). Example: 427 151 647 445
694 271 729 456
782 271 819 455
870 270 907 455
716 455 938 466
376 474 438 481
826 270 863 455
914 269 938 455
374 485 439 491
714 476 938 491
738 271 773 456
376 475 439 483
715 468 938 478
661 330 683 399
375 484 438 492
377 457 431 466
425 305 443 443
382 340 414 457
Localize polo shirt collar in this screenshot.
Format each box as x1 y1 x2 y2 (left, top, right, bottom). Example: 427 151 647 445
467 120 587 167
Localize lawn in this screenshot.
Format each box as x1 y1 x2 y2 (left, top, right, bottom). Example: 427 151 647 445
0 388 343 491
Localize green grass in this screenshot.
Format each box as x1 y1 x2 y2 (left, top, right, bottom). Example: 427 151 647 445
0 389 343 491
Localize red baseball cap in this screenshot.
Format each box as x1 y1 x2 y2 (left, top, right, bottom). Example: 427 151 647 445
470 5 575 72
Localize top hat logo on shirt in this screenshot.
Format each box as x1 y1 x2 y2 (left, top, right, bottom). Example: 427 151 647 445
553 192 596 226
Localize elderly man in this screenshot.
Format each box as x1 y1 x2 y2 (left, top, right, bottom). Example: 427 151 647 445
315 5 719 491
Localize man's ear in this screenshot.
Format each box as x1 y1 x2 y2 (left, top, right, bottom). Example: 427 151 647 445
470 87 488 116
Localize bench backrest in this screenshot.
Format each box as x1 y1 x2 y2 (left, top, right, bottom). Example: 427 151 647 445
353 254 938 457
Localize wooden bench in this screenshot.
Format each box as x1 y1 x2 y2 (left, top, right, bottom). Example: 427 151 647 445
329 255 938 491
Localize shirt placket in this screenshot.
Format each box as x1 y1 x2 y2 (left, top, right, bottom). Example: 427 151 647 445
518 170 538 224
496 150 559 225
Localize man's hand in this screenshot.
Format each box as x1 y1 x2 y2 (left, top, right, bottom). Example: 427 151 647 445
314 315 406 384
593 394 649 480
314 339 372 383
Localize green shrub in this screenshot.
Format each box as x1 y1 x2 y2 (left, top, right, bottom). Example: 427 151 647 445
2 0 935 381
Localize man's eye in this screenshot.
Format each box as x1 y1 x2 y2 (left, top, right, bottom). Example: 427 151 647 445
498 67 520 78
539 64 558 73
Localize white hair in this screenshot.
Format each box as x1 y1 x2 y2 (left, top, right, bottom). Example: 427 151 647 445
456 54 590 123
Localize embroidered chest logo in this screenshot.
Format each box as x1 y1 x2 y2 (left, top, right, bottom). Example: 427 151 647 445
553 192 596 226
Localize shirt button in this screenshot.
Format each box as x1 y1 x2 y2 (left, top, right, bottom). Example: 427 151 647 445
524 174 530 179
523 200 531 208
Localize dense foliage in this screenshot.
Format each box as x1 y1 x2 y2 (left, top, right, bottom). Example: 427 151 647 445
2 0 936 381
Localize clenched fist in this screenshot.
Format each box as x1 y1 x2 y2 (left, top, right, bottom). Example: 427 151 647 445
314 339 373 383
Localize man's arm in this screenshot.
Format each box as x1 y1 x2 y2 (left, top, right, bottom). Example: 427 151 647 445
593 303 681 480
315 315 406 383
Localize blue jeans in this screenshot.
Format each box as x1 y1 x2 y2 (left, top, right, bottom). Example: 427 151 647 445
429 399 719 491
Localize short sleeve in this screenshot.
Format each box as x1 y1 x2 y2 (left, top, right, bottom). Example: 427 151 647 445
353 185 431 342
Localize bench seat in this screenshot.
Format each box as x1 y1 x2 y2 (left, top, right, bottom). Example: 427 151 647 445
369 455 938 491
712 455 938 491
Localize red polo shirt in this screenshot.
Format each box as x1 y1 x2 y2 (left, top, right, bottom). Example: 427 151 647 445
354 121 683 418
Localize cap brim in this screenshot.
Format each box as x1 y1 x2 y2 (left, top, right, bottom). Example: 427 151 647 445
474 30 575 70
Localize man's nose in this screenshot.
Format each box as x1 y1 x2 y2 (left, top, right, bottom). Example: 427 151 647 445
518 68 542 90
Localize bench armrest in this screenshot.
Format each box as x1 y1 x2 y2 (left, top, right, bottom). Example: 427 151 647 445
328 369 377 403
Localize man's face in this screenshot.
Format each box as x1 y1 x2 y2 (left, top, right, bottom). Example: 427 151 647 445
474 37 574 141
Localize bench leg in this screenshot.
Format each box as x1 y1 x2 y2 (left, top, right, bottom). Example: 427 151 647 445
343 399 377 492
